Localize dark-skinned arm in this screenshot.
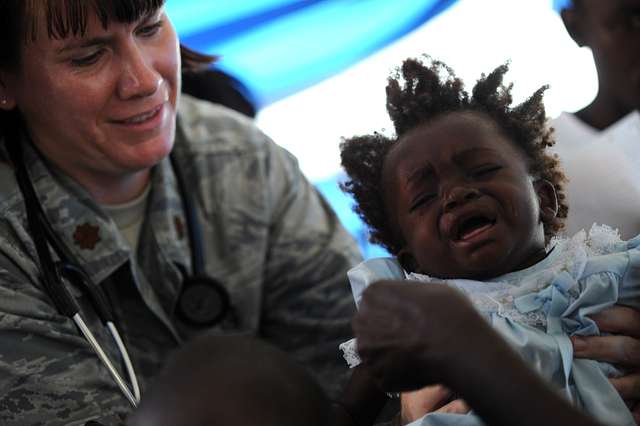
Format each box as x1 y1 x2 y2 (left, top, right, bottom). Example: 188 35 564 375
333 365 389 426
444 305 601 426
571 306 640 424
353 280 603 426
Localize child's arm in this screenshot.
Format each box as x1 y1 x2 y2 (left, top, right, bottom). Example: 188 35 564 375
333 365 389 426
353 280 604 426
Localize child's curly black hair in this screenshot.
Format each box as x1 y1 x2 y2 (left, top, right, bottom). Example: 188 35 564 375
340 57 567 255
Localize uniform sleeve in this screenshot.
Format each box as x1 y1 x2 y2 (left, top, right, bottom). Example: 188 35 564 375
0 259 130 426
259 139 361 399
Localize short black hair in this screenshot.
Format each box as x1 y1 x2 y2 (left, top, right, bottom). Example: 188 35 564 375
340 57 567 255
128 335 332 426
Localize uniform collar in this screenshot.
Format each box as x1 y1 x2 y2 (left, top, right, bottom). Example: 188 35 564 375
22 138 191 287
144 146 192 276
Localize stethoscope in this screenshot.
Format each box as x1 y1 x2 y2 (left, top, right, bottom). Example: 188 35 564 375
4 121 231 408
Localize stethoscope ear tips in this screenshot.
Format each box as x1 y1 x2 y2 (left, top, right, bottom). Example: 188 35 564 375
176 275 230 327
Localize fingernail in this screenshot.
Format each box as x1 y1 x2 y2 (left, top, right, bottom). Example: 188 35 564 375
571 336 585 353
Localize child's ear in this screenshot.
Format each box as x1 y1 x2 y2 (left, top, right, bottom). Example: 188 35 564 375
560 7 587 47
397 249 418 273
534 179 558 223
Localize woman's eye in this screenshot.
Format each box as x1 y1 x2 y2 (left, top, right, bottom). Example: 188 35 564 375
70 50 104 67
137 20 164 38
410 193 436 211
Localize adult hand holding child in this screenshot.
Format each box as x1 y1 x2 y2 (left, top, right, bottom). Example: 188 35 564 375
354 281 602 426
353 281 474 424
354 280 483 391
573 306 640 423
357 297 640 425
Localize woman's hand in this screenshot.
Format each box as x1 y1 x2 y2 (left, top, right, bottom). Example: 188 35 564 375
352 280 492 392
571 305 640 424
400 385 469 425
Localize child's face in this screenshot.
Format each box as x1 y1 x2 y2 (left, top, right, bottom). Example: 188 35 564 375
382 111 556 280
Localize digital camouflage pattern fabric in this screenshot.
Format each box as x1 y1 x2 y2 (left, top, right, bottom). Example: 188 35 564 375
0 95 360 425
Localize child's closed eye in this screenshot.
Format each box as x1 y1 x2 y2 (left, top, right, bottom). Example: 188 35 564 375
410 193 437 211
469 165 502 178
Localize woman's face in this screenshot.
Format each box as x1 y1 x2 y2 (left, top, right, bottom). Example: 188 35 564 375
0 6 180 184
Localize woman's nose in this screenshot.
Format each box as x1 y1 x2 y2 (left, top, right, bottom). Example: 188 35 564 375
117 46 162 100
443 186 481 213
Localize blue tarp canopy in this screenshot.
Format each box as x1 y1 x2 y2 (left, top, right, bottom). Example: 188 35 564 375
167 0 457 258
168 0 570 259
168 0 457 108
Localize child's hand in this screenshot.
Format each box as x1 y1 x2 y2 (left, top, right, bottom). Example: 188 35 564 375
352 280 493 392
400 385 469 425
571 305 640 424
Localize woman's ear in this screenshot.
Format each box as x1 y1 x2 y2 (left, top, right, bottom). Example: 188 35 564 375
397 249 418 273
534 179 558 223
0 76 16 111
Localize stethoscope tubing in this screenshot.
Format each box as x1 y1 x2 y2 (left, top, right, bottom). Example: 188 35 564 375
5 120 230 408
5 123 141 408
107 322 141 402
74 314 139 407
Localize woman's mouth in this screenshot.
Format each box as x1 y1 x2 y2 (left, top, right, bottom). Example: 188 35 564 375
117 105 163 125
112 103 165 130
124 108 160 124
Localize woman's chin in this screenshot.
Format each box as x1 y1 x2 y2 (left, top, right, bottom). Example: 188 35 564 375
117 137 174 173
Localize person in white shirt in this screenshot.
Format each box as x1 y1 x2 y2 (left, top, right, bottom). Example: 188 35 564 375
552 0 640 240
551 1 640 422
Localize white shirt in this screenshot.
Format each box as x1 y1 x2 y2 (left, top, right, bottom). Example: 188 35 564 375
550 111 640 240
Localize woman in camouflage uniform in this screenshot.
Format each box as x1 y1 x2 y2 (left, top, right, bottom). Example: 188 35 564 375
0 1 361 424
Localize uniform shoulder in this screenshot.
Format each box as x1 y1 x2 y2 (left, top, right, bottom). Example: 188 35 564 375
176 94 269 156
0 160 39 282
0 159 22 215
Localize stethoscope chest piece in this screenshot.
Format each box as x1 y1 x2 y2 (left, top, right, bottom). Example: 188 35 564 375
176 275 230 326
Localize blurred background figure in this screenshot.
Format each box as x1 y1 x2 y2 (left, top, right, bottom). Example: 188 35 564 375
127 335 332 426
551 0 640 239
182 68 256 118
167 0 599 257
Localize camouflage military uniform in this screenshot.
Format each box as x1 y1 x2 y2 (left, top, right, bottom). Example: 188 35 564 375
0 95 360 425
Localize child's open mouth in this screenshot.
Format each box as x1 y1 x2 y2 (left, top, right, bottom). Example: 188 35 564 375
453 215 496 242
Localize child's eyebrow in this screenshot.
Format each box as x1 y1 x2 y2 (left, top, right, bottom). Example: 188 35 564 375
406 165 434 187
453 147 500 163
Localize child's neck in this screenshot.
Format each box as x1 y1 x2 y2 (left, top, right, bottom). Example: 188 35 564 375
416 246 553 281
496 246 552 279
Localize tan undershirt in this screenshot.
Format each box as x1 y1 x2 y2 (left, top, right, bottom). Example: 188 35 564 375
101 184 151 253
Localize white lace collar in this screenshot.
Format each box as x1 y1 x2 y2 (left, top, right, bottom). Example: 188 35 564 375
405 224 623 328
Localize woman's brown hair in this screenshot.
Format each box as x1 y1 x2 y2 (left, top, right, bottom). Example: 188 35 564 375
0 0 215 143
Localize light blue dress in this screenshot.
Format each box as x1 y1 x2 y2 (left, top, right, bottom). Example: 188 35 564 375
340 225 640 426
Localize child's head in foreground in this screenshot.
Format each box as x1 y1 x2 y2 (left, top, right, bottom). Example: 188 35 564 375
127 335 331 426
341 57 568 280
